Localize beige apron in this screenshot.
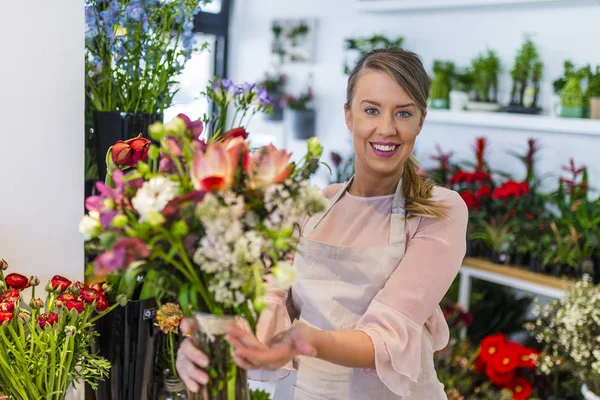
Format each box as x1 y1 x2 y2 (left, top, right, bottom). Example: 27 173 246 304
288 178 446 400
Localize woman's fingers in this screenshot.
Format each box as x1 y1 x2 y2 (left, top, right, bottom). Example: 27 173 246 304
227 325 264 349
176 338 210 393
179 318 196 337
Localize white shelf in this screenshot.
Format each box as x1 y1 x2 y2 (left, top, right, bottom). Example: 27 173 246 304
355 0 599 12
426 109 600 136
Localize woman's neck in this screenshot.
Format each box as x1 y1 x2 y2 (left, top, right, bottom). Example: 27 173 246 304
348 166 403 197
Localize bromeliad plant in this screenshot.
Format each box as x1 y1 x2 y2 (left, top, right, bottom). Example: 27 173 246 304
0 259 121 399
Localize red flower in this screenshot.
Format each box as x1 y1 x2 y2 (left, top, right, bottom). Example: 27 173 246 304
490 347 519 375
96 294 109 312
222 127 248 141
80 288 101 304
0 311 14 326
49 275 72 293
177 113 204 138
111 136 151 167
508 376 532 400
473 355 486 373
0 302 15 311
459 190 480 210
485 363 515 386
476 185 492 199
450 170 469 184
506 342 538 369
479 333 506 364
471 170 491 183
0 289 20 310
93 238 151 275
5 273 29 290
58 293 78 302
89 283 103 294
474 137 487 172
331 152 342 168
65 300 85 314
37 312 59 329
492 181 529 200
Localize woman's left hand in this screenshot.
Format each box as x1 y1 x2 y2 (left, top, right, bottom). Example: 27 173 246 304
225 322 318 371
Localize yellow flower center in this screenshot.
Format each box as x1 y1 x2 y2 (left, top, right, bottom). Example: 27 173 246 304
515 385 523 393
502 357 510 365
488 347 496 355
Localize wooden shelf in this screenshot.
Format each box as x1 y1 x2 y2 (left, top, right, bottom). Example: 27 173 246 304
426 109 600 137
462 257 570 291
355 0 599 12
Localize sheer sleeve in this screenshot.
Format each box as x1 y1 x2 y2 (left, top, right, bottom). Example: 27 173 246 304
355 189 468 396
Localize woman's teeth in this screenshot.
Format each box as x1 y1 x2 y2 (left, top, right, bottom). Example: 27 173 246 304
372 144 397 152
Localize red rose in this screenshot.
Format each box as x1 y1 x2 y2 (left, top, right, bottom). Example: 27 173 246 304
37 312 59 329
476 185 492 199
0 310 14 326
49 275 71 293
479 333 506 364
111 136 151 167
508 376 532 400
5 273 29 290
459 190 480 210
222 127 248 141
58 293 78 302
65 300 85 314
96 294 109 312
80 288 101 304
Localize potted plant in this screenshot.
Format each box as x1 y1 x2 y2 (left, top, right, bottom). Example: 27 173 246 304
449 69 474 111
430 61 455 109
260 72 287 121
343 34 404 75
504 35 543 114
526 276 600 399
559 66 586 118
284 87 316 139
85 0 203 181
467 50 502 112
584 65 600 119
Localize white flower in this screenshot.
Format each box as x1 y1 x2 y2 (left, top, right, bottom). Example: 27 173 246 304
79 215 101 241
132 176 180 223
271 262 296 289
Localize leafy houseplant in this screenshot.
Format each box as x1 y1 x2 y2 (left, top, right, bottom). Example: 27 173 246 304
449 69 474 111
559 67 586 118
85 0 205 181
0 259 121 399
343 34 404 75
467 50 502 112
505 35 543 114
429 61 455 109
284 88 316 139
585 65 600 119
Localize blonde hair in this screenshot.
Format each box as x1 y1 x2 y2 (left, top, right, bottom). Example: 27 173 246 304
346 47 448 220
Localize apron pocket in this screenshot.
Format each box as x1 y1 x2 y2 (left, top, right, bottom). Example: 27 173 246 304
292 385 329 400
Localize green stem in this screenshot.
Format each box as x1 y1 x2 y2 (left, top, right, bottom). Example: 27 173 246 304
48 330 56 395
88 302 121 324
169 332 177 378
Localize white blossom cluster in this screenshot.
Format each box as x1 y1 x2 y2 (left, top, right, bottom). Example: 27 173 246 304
132 176 180 225
263 181 328 231
526 275 600 383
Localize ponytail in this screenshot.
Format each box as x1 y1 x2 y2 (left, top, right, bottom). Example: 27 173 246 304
402 155 449 220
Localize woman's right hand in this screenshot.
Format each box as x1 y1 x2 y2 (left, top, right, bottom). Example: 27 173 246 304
176 318 210 393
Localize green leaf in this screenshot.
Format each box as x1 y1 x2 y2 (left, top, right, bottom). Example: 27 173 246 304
116 262 145 300
139 269 158 300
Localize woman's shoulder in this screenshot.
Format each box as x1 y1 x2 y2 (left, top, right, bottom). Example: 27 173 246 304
430 186 468 221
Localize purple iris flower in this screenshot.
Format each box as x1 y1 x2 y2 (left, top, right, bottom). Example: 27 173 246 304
258 86 271 105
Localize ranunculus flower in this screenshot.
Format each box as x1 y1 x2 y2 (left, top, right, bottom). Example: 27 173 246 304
58 293 78 302
96 294 109 312
0 311 14 326
508 376 532 400
222 127 248 141
250 144 292 189
93 238 150 274
37 312 59 329
155 303 183 334
0 288 20 309
191 142 235 191
30 298 44 310
111 135 151 167
65 300 85 314
80 288 101 304
89 283 103 294
479 333 506 364
5 273 29 290
0 302 15 312
49 275 72 293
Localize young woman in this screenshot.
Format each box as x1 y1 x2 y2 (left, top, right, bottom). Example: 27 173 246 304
177 48 468 400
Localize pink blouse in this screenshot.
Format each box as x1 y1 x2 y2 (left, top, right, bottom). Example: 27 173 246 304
254 184 468 394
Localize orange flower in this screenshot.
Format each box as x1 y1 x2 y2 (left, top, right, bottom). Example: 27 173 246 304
250 144 292 190
224 136 250 174
155 303 183 334
191 142 235 191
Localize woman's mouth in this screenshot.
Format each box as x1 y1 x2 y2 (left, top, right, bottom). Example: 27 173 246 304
370 142 401 158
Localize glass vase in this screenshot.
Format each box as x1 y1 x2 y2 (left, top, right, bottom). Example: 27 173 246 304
188 313 249 400
159 378 188 400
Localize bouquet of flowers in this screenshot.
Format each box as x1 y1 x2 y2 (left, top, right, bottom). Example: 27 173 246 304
0 259 121 399
80 104 327 398
85 0 206 114
526 276 600 396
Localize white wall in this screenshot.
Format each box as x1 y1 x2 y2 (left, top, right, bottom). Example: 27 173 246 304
229 0 600 190
0 4 84 286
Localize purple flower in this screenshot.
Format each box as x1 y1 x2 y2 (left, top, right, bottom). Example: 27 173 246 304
229 85 243 96
221 78 233 90
125 1 144 22
258 87 271 105
241 82 256 94
94 238 150 274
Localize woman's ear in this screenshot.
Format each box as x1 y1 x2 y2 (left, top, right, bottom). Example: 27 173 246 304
418 109 427 131
344 104 353 132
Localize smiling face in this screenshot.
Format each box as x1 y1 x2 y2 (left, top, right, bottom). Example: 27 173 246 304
345 69 426 181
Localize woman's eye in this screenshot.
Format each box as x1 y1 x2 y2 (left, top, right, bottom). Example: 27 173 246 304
396 110 412 118
365 108 378 115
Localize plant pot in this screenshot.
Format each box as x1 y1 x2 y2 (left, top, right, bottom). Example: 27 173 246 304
490 252 509 265
93 111 163 181
94 298 159 400
512 252 528 267
287 108 316 139
558 105 584 118
264 93 284 121
429 98 449 109
503 104 542 115
188 313 249 400
466 101 502 112
582 384 600 400
449 90 469 111
590 97 600 120
465 239 473 257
